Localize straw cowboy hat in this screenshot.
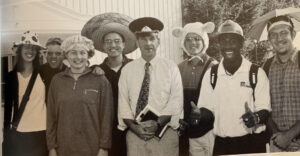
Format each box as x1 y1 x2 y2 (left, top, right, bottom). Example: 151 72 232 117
81 12 137 54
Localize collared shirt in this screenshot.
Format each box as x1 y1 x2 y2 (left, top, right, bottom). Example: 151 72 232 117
118 56 183 130
198 58 271 137
179 54 216 89
179 54 217 120
269 50 300 131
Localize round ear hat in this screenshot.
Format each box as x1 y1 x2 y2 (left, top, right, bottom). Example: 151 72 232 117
81 12 137 54
129 17 164 34
14 30 45 49
172 22 215 54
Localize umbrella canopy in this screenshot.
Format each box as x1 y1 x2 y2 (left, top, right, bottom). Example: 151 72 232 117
81 12 137 54
247 7 300 41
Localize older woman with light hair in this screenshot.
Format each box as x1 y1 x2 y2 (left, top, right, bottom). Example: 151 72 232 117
46 35 114 156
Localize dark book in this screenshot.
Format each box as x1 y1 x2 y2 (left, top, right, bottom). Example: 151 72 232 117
135 105 169 140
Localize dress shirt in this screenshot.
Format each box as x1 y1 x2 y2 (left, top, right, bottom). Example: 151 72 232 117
118 56 183 130
197 57 271 137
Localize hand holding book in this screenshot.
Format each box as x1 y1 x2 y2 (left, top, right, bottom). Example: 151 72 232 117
139 120 159 133
135 105 171 140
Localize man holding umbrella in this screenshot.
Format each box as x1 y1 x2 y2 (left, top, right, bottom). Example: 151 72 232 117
82 13 137 156
263 15 300 152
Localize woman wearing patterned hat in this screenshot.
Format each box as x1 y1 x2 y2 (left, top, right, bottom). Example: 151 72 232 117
82 12 137 156
46 35 114 156
3 30 48 156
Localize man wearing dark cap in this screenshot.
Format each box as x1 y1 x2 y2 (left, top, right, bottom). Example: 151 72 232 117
192 20 271 155
263 15 300 152
118 17 183 156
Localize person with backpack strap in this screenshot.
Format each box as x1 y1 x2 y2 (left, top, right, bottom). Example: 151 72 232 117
173 21 217 156
262 15 300 152
3 31 48 156
192 20 271 155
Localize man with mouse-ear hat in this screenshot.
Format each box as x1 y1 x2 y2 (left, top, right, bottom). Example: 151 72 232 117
118 17 184 156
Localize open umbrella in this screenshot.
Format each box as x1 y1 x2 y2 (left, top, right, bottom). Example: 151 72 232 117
247 7 300 41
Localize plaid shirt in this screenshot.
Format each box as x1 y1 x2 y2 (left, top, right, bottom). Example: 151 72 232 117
269 50 300 131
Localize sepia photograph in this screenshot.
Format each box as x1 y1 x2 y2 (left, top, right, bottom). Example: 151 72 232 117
1 0 300 156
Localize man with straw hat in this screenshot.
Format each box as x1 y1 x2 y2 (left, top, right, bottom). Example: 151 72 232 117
263 15 300 152
82 12 137 156
118 17 183 156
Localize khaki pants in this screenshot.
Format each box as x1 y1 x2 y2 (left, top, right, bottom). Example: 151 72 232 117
189 130 215 156
126 128 179 156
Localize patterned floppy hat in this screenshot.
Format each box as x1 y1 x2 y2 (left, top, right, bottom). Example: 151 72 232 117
14 30 44 48
81 12 137 54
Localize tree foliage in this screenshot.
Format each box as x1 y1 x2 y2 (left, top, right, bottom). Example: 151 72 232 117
182 0 300 64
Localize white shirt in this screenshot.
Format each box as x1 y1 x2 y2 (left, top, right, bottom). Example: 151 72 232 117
118 56 183 130
197 58 271 137
17 73 47 132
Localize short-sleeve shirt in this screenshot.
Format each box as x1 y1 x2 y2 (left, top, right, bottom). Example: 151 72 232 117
197 58 271 137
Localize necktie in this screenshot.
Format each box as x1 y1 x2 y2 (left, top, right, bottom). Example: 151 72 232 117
135 62 151 116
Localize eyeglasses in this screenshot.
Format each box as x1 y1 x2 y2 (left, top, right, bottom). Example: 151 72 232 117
104 39 123 45
184 37 203 42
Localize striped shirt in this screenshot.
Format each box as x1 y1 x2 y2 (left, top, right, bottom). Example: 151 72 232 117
269 50 300 131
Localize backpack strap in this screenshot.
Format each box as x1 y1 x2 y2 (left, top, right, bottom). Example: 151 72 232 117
262 56 274 77
196 57 213 94
11 70 38 129
298 51 300 70
249 64 259 102
210 64 219 89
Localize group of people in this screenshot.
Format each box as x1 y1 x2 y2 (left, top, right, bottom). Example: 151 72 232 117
2 11 300 156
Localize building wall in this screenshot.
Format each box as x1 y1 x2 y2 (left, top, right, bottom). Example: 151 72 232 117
1 0 184 63
0 0 183 148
